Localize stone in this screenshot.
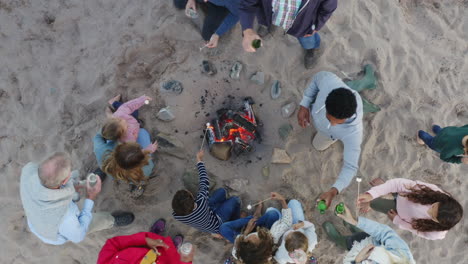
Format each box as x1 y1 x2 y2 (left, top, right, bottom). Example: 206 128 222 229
154 132 186 159
281 102 297 118
278 124 293 140
271 80 281 99
183 170 216 195
201 60 217 76
271 148 292 164
225 179 249 192
156 107 175 121
230 61 243 79
262 166 270 178
250 71 264 85
209 142 232 161
160 80 183 95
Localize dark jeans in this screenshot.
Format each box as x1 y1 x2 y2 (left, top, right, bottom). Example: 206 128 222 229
112 101 139 120
219 207 281 243
418 125 442 151
209 188 241 223
173 0 228 40
345 232 370 250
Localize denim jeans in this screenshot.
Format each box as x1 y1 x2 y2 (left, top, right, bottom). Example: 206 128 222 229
418 125 442 152
173 0 228 41
219 207 281 243
288 199 305 224
297 32 321 50
112 101 139 120
209 188 241 223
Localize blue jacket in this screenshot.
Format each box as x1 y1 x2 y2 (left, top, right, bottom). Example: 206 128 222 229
300 72 363 192
239 0 337 37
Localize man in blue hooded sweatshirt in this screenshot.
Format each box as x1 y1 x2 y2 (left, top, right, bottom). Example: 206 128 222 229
297 71 363 208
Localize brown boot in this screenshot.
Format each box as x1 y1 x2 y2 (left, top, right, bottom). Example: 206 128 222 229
304 48 317 69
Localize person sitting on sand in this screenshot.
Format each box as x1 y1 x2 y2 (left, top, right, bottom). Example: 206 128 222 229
268 194 317 264
297 71 363 209
103 94 158 153
357 178 463 240
93 134 157 197
417 124 468 164
239 0 338 69
172 150 241 236
173 0 229 43
20 152 134 245
176 0 240 49
323 204 415 264
97 218 194 264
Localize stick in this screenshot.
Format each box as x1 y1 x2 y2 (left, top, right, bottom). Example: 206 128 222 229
200 123 210 151
251 197 273 207
356 177 362 218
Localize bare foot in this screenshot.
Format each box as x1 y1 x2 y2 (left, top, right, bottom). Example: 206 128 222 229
253 202 263 218
416 132 425 145
369 178 385 187
108 94 122 105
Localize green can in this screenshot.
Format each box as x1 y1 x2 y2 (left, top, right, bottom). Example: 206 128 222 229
317 200 327 214
252 39 262 49
335 202 345 215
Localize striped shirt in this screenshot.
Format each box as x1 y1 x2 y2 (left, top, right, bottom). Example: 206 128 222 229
172 162 222 233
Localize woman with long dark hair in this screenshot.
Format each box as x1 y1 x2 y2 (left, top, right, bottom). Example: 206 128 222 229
358 178 463 240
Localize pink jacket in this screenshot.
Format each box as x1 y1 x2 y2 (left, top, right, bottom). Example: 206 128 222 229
113 96 156 153
367 178 447 240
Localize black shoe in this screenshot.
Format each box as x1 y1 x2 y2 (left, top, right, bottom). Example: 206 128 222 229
112 212 135 226
257 25 270 38
93 168 107 183
304 48 317 69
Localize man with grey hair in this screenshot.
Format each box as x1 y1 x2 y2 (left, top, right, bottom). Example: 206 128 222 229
20 152 135 245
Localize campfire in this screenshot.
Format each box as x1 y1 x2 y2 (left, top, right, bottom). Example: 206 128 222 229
205 97 261 160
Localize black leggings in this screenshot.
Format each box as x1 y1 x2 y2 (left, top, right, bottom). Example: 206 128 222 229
173 0 229 41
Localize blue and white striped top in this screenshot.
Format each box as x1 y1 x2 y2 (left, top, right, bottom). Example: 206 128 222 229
173 162 222 233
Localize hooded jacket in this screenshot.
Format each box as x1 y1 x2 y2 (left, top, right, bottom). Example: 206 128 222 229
300 71 363 192
239 0 337 38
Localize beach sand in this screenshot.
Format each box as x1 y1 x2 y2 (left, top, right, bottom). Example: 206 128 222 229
0 0 467 263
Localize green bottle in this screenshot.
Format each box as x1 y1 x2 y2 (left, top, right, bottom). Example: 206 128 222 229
335 202 345 215
317 200 327 214
252 39 261 49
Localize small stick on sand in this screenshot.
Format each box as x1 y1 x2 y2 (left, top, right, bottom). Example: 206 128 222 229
247 197 273 210
356 177 362 217
200 123 210 151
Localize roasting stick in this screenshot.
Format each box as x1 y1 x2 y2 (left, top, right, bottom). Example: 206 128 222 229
246 197 273 210
356 177 362 218
200 123 210 151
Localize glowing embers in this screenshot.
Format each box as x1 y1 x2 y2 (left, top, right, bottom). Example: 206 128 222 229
205 97 261 160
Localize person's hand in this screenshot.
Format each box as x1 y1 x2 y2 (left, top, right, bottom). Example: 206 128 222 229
185 0 197 13
244 217 257 235
196 150 204 162
292 222 305 230
206 34 219 48
462 157 468 164
150 140 159 153
336 204 358 226
144 95 152 103
317 188 338 208
357 193 373 213
242 29 261 52
303 30 317 38
270 192 285 201
86 176 102 200
146 237 170 252
297 106 311 128
387 209 398 221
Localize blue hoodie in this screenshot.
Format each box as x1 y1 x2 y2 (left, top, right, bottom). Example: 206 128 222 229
300 71 363 192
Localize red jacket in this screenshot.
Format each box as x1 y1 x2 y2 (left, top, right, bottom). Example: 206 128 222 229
97 232 191 264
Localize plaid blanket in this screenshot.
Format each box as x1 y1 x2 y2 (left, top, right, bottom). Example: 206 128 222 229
272 0 303 30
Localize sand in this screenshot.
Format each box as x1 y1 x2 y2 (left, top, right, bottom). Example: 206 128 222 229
1 0 467 263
